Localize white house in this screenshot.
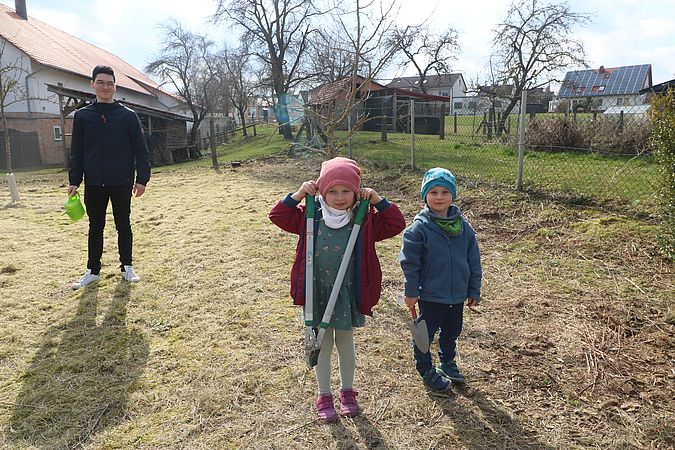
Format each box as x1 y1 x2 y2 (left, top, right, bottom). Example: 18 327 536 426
0 0 192 168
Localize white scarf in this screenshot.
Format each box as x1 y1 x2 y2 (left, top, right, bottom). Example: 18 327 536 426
318 195 353 229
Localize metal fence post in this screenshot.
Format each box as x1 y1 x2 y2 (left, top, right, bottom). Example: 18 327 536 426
348 111 353 158
410 98 416 169
439 103 445 140
517 89 528 191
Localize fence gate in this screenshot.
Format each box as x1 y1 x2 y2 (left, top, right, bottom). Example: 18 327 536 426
0 129 41 169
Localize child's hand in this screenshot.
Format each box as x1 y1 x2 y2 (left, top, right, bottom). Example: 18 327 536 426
291 180 317 201
360 187 382 204
404 296 419 309
466 298 481 314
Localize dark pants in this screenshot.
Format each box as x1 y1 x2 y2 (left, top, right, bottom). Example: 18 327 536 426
414 300 464 375
84 185 133 274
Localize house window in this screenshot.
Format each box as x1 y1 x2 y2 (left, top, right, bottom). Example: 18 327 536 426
616 98 623 106
454 102 462 110
53 125 63 141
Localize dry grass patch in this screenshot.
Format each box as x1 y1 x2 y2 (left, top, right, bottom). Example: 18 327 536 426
0 159 672 449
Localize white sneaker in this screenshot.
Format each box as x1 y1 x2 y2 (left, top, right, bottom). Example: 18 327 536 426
72 269 100 290
122 265 141 283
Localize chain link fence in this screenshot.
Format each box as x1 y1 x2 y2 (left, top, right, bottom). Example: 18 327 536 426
337 99 660 212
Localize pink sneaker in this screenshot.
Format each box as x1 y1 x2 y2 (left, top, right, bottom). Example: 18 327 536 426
316 394 338 423
339 389 359 417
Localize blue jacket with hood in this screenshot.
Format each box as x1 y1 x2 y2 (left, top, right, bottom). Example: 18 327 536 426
400 205 482 304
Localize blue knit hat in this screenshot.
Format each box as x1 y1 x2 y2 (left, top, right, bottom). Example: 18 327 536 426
421 167 457 201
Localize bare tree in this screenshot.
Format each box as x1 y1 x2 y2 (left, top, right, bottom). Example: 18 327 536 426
200 39 230 171
487 0 590 132
391 25 460 94
306 28 356 84
306 0 402 156
221 46 257 138
214 0 320 140
145 20 212 157
0 40 42 202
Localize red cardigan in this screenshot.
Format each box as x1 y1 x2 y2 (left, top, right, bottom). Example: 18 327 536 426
269 194 406 316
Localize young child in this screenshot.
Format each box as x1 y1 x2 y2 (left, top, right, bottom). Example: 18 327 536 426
269 157 405 422
399 167 482 391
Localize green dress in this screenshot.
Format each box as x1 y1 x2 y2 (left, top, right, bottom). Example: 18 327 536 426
304 221 366 330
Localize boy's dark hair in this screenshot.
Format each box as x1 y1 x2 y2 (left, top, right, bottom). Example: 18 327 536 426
92 65 115 82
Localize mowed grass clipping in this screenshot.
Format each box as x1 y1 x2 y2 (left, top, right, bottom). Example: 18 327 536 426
0 157 673 449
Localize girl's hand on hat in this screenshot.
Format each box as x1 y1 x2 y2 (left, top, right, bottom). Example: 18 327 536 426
360 188 382 204
291 180 317 201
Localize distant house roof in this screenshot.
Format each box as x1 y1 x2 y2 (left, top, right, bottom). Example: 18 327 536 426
307 76 385 106
368 88 450 103
477 84 514 98
386 73 463 92
639 78 675 94
0 3 179 101
558 64 652 98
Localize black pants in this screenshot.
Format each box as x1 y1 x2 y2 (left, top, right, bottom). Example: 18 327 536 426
414 301 464 375
84 185 133 274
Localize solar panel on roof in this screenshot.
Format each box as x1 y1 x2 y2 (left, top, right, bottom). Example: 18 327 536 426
557 64 650 98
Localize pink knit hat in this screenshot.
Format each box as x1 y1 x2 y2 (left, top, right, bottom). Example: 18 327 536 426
316 157 361 196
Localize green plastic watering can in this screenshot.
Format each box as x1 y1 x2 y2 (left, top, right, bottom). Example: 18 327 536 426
63 194 85 222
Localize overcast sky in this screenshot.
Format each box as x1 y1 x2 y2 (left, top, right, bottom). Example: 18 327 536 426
2 0 674 89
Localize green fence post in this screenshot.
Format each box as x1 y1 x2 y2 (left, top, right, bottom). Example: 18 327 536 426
517 89 528 191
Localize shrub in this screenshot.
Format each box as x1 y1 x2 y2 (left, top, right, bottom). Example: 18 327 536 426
524 116 586 151
649 89 675 260
582 115 652 155
519 114 652 155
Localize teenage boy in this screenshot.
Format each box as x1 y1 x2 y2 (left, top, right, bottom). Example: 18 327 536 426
68 65 151 289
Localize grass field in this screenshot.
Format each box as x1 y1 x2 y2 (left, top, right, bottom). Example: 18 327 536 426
0 144 672 448
329 130 661 210
194 124 661 211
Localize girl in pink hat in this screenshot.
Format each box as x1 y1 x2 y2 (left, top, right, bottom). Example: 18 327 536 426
269 157 405 423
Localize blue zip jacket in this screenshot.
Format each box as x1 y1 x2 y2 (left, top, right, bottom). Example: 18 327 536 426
400 205 482 304
69 101 151 187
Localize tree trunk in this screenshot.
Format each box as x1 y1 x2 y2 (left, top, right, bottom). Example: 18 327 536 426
499 94 520 136
239 111 248 137
0 76 12 173
188 124 200 159
275 91 293 140
0 92 19 202
2 113 12 174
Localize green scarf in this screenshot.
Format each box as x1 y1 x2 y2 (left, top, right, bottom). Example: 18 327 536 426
432 216 462 236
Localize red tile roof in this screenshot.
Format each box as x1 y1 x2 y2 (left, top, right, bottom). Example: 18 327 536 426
0 4 174 99
308 76 385 106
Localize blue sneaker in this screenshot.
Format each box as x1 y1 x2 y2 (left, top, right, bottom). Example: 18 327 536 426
437 361 465 383
422 368 451 391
